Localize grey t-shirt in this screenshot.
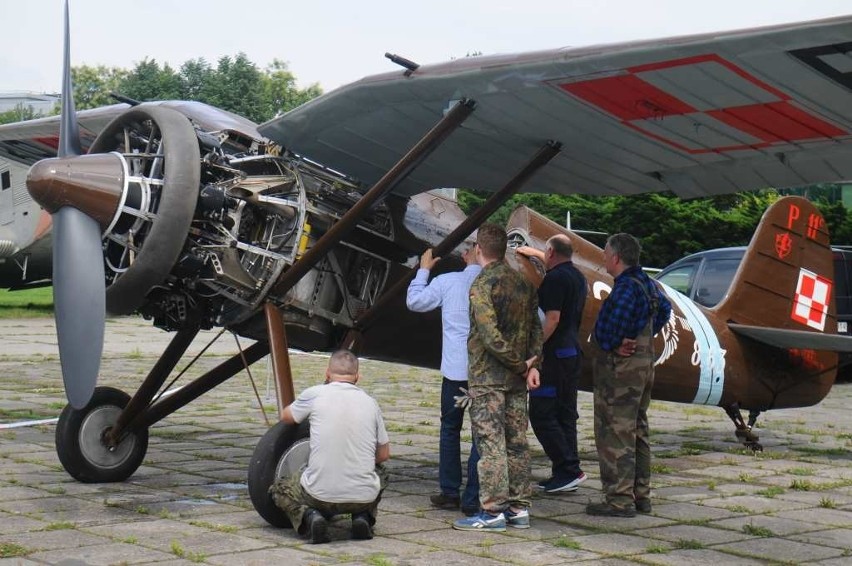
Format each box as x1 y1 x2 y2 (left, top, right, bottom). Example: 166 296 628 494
289 381 389 503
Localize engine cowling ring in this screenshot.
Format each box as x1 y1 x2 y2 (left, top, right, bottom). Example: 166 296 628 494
89 106 200 315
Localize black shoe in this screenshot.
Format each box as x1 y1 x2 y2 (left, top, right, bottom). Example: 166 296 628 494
635 499 652 514
304 509 330 544
536 477 553 490
462 505 479 517
544 472 587 493
351 512 373 540
430 493 461 509
585 501 636 518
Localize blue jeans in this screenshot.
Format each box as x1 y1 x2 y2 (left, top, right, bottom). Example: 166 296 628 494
440 377 480 509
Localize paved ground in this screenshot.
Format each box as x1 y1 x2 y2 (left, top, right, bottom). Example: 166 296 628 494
0 317 850 565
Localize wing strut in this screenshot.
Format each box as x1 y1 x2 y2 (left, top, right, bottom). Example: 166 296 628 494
272 98 476 297
344 140 563 346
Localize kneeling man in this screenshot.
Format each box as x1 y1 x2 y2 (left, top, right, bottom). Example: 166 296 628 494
272 349 390 543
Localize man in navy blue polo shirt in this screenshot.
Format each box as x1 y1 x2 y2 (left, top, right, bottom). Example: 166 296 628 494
517 234 588 493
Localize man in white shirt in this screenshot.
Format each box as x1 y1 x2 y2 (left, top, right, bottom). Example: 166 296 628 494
407 246 481 516
272 349 390 543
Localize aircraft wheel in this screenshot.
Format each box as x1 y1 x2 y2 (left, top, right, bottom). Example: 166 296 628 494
55 386 149 483
248 420 310 528
89 106 200 315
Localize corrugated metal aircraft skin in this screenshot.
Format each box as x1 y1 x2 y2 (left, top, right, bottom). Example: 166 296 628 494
260 16 852 199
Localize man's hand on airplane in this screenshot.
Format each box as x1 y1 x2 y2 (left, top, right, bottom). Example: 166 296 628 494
515 246 545 262
420 248 440 270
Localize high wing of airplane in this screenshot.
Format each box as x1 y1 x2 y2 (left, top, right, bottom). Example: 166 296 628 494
2 1 852 528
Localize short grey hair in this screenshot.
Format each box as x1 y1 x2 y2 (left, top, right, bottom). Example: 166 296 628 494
606 233 641 267
328 349 359 376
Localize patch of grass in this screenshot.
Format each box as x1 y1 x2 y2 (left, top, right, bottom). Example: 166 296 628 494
365 553 394 566
646 543 669 554
553 537 581 550
790 479 814 491
673 539 704 550
756 486 784 498
684 406 717 417
819 497 837 509
742 523 774 537
793 446 847 457
651 463 674 474
707 480 717 491
726 505 750 513
121 536 138 544
0 287 53 318
170 540 185 558
787 467 815 476
0 407 57 420
681 518 711 526
188 520 238 533
738 472 753 483
135 506 149 515
43 521 75 530
0 542 31 557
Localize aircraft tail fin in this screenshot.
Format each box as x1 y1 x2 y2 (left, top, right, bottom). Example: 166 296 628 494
717 196 836 335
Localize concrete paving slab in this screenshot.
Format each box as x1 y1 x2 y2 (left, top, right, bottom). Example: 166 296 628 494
788 527 852 550
634 548 767 565
717 536 845 562
1 316 852 564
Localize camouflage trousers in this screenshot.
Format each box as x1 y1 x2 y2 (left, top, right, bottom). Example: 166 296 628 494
270 464 389 534
469 384 532 511
592 345 654 508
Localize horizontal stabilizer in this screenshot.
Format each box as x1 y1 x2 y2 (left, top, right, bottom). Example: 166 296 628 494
729 323 852 353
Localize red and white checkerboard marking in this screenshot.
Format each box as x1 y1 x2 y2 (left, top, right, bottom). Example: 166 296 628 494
791 268 832 331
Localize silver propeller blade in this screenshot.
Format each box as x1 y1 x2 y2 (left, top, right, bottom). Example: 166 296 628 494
52 0 105 409
52 208 105 409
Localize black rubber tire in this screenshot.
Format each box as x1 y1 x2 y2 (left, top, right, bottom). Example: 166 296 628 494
89 106 200 315
247 420 310 528
55 386 149 483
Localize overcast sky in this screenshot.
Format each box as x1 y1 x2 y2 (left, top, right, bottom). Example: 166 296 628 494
2 0 850 95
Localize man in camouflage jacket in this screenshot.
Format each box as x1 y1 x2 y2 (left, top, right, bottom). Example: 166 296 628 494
453 223 543 532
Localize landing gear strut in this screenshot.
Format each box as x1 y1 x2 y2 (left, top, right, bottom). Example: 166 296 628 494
724 403 762 451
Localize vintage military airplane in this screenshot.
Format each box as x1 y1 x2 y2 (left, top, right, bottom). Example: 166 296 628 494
2 1 852 527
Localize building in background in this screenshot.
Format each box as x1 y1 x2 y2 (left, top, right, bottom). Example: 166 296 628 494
0 91 59 119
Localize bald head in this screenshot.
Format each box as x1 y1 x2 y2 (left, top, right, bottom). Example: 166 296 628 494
547 235 573 260
326 349 360 383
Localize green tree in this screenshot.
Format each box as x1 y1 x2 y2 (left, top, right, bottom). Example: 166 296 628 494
199 53 266 122
0 103 43 124
261 59 322 119
71 65 128 109
178 58 213 100
119 59 182 102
